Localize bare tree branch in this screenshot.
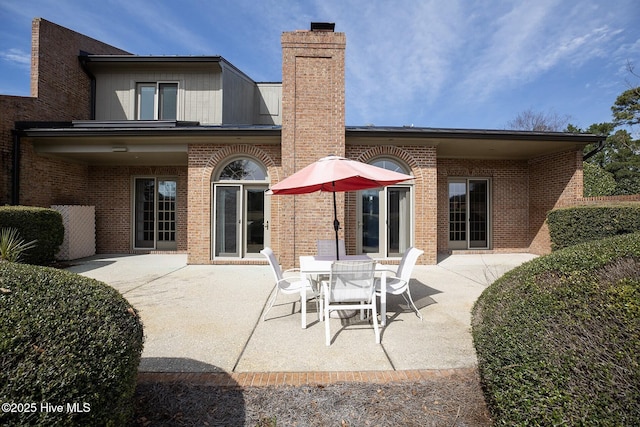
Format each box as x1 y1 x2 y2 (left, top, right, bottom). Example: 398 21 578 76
506 109 572 132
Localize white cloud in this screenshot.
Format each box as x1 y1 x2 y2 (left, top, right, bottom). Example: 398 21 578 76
299 0 629 125
1 0 635 128
322 0 465 124
456 1 559 99
440 1 631 109
0 48 30 68
104 0 214 54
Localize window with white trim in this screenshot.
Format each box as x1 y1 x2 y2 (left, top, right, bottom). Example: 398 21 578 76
357 158 413 258
212 158 270 258
136 82 178 120
133 177 177 250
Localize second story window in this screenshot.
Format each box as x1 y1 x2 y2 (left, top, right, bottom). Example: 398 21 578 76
136 82 178 120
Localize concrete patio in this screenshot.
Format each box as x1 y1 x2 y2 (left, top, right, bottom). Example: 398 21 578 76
66 253 537 375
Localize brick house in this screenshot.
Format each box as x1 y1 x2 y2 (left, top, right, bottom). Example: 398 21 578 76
1 19 603 267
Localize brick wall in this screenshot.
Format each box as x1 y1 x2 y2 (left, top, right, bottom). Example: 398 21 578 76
0 18 129 206
436 158 530 253
433 151 584 256
528 150 583 254
279 29 346 269
0 96 37 205
87 166 131 253
187 143 281 264
29 19 128 116
18 141 90 207
578 194 640 204
2 19 595 262
347 144 438 264
88 166 188 254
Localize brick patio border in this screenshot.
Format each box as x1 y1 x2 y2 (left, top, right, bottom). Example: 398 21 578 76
137 368 478 388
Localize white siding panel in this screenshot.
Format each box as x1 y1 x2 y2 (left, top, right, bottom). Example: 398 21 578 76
95 72 128 120
255 83 282 125
186 71 222 124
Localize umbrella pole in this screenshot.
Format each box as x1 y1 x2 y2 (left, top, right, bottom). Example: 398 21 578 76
332 183 340 260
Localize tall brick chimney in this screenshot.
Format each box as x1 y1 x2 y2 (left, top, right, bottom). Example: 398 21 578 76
279 23 346 267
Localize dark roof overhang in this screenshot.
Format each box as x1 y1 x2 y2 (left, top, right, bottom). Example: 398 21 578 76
18 120 281 137
78 54 255 82
79 55 223 64
346 126 605 160
17 121 605 166
17 121 281 166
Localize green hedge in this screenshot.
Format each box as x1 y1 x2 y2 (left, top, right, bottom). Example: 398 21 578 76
547 204 640 250
472 233 640 426
0 207 64 265
0 263 144 426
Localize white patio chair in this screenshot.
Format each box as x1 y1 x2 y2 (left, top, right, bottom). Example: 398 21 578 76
314 239 347 290
261 248 320 326
317 239 346 257
375 247 424 322
323 260 379 346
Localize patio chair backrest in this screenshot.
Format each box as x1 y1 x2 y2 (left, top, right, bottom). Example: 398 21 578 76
397 247 424 282
317 239 346 257
327 260 376 302
260 247 284 282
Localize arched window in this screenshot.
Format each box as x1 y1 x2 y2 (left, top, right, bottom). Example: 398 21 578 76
217 158 267 181
358 157 412 257
371 158 408 174
213 157 269 258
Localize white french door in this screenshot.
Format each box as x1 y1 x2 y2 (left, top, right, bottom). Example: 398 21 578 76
357 186 412 258
213 184 269 258
448 178 490 250
133 178 177 250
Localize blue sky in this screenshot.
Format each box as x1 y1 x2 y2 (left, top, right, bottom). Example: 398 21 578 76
1 0 639 130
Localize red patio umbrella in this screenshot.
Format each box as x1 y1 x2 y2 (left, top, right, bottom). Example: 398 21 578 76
268 155 414 259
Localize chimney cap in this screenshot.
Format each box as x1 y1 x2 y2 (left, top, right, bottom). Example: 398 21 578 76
310 22 335 32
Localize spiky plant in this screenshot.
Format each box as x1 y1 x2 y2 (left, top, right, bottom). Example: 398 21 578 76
0 227 37 263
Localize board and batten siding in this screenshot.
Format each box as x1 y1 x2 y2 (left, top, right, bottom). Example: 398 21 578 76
221 63 256 124
94 69 223 124
255 83 282 125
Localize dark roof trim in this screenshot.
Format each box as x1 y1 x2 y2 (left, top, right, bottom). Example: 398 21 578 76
79 54 257 84
15 121 73 130
71 120 201 128
346 125 604 143
17 122 603 143
17 121 281 138
16 120 201 130
79 54 223 63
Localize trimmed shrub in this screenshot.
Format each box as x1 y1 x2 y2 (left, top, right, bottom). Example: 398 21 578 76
0 263 144 426
472 233 640 426
583 162 617 197
0 207 64 265
547 204 640 250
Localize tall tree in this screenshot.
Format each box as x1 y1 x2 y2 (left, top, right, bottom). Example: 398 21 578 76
579 123 640 196
580 122 615 168
583 162 616 197
602 129 640 195
612 86 640 127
